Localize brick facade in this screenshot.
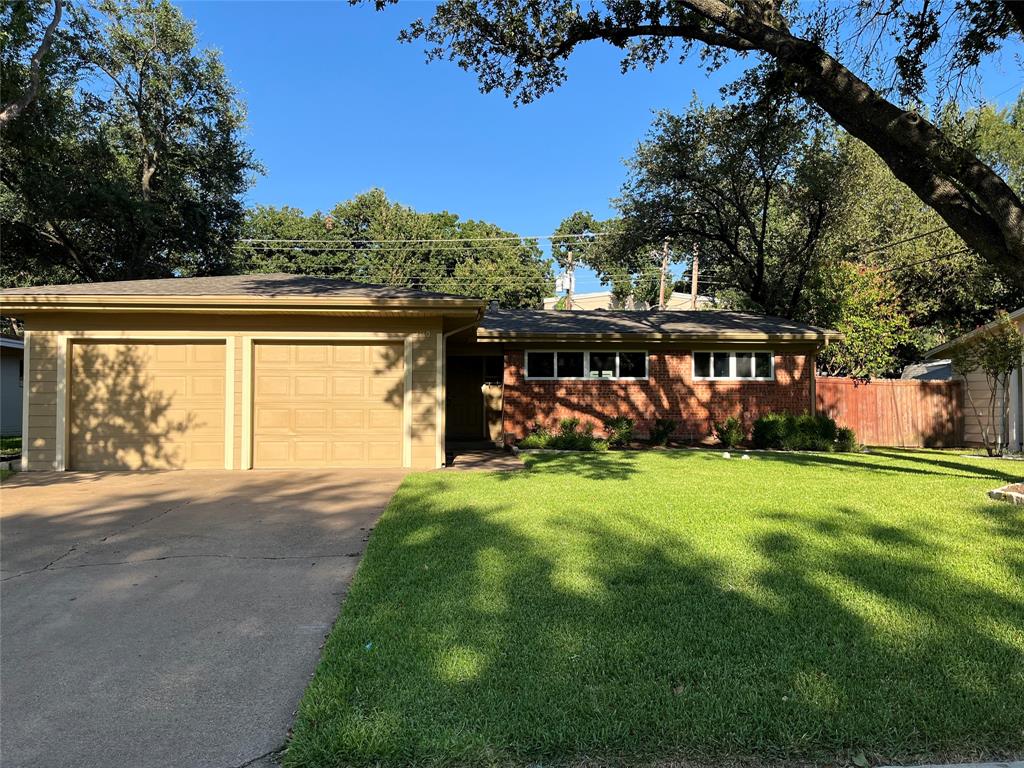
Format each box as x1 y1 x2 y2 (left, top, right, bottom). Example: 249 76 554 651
501 348 814 444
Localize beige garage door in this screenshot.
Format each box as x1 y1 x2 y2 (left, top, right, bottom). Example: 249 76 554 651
70 341 226 470
252 341 404 468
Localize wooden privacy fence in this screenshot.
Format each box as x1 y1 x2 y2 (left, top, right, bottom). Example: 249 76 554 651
816 377 964 447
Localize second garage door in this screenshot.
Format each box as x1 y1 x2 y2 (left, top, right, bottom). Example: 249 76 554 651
252 341 405 468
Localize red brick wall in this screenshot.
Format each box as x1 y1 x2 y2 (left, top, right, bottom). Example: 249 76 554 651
501 349 813 444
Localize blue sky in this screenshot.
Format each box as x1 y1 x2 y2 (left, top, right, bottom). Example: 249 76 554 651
180 1 1023 293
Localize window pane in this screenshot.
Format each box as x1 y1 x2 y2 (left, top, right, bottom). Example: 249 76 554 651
713 353 730 378
734 352 753 378
754 352 772 378
526 351 554 378
557 351 584 378
588 352 616 378
694 352 711 378
618 352 647 378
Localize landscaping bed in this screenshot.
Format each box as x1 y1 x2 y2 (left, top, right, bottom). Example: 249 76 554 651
285 449 1024 768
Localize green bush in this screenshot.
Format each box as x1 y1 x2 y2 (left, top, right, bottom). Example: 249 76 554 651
519 419 607 451
836 427 858 453
603 416 635 447
712 416 745 448
752 413 789 450
752 412 849 452
518 426 551 449
649 418 677 446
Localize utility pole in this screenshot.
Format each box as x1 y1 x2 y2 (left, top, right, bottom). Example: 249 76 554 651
658 238 670 310
690 242 699 310
565 248 574 310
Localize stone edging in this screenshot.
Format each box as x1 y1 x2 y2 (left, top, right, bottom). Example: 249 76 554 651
988 483 1024 505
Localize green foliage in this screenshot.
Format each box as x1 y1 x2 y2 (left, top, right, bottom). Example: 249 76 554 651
518 419 608 452
950 311 1024 456
614 82 846 318
649 418 677 446
234 191 554 308
712 417 745 448
819 132 1024 342
752 413 847 452
812 263 914 379
602 416 634 448
1 0 259 286
836 427 858 453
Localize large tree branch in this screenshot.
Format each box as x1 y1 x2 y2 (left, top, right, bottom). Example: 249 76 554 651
0 0 64 128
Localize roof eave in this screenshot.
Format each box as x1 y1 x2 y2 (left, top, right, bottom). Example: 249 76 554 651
923 305 1024 359
475 330 840 343
0 294 485 313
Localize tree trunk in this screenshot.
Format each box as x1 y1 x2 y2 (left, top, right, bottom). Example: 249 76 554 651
681 0 1024 281
0 0 63 128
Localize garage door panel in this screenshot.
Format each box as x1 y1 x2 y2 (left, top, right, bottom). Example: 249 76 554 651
331 376 364 397
253 341 404 468
294 376 328 397
70 341 226 470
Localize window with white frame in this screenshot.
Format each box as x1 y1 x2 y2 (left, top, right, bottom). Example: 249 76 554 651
525 350 648 380
692 351 773 380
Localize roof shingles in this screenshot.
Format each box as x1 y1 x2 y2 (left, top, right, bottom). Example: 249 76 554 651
478 309 838 341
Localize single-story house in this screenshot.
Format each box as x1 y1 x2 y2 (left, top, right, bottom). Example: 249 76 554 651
1 335 24 437
0 274 839 471
924 305 1024 452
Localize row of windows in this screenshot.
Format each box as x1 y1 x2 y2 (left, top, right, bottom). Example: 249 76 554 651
693 351 774 380
525 351 648 380
524 350 775 381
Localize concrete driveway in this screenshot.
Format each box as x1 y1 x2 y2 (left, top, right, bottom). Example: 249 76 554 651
0 469 406 768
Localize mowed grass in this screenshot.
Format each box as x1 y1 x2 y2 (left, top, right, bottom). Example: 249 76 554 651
285 450 1024 767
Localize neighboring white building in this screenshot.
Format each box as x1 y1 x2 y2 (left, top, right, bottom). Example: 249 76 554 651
542 290 715 311
925 306 1024 451
1 336 24 437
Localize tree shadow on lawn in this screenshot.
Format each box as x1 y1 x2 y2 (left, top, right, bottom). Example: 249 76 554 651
511 450 643 481
286 477 1024 768
740 449 1022 483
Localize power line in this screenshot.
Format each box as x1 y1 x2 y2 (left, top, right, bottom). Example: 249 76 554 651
874 246 972 274
852 225 951 258
238 232 610 246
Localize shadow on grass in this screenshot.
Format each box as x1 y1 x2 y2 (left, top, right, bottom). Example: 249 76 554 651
285 468 1024 767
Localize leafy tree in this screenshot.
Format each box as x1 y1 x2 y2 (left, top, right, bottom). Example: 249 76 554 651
234 190 554 308
1 0 259 286
811 263 913 379
949 312 1024 456
613 88 845 317
366 0 1024 282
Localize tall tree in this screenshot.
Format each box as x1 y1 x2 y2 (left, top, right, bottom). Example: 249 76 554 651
613 89 844 317
234 190 554 308
1 0 259 286
364 0 1024 283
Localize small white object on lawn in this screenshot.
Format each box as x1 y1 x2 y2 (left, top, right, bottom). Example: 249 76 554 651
722 452 731 459
742 453 751 460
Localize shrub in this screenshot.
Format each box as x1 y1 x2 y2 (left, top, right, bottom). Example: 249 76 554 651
518 426 550 449
519 419 606 451
603 416 635 447
835 427 858 453
752 412 846 452
712 416 745 448
649 418 677 446
752 412 789 450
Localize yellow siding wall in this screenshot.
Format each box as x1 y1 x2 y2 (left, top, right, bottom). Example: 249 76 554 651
22 313 442 471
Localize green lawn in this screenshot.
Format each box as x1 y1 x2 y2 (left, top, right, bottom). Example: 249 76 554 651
285 450 1024 767
0 435 20 457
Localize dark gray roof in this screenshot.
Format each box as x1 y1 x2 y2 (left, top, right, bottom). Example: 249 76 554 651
0 273 479 303
477 309 839 341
